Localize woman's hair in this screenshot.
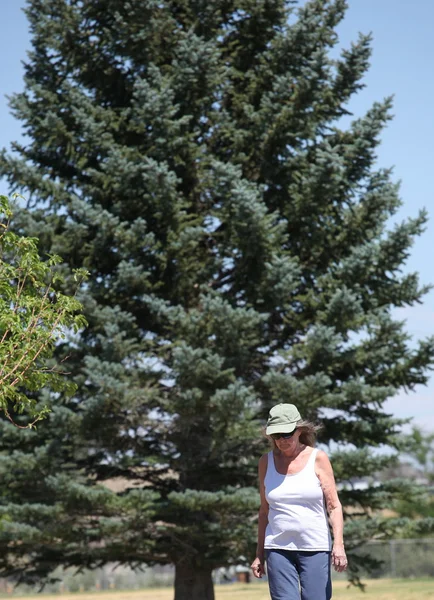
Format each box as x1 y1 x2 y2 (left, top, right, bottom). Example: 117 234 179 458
265 419 323 450
296 420 322 447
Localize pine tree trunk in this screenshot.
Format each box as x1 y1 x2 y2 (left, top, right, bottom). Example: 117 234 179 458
174 564 215 600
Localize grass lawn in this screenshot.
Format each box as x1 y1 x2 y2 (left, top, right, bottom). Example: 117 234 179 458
215 579 434 600
5 579 434 600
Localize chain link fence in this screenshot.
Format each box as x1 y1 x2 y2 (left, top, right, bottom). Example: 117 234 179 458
1 539 433 594
349 538 434 579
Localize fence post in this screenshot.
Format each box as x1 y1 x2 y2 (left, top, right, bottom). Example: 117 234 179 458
390 539 397 578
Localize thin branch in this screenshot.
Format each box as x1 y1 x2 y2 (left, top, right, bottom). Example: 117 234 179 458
2 405 45 430
0 309 66 385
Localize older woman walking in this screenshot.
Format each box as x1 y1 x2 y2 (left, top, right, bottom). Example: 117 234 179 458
251 403 347 600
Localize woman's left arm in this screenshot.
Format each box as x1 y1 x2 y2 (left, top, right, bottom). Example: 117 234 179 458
315 449 348 573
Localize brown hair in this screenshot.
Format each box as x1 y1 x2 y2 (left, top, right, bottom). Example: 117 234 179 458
266 419 322 450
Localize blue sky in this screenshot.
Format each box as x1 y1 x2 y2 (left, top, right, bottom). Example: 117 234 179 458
0 1 433 430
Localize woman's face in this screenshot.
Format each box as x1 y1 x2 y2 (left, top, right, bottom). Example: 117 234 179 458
272 428 302 451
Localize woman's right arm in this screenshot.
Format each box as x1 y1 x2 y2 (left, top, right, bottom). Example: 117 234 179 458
250 454 269 579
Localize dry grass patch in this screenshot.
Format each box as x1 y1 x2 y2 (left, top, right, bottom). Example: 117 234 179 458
5 579 434 600
214 580 434 600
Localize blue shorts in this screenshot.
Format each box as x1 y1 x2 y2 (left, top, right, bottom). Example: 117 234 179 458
266 549 332 600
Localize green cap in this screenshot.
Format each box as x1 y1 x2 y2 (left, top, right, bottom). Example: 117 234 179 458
266 403 301 435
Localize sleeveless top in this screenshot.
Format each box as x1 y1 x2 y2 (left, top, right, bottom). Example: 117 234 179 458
264 448 331 551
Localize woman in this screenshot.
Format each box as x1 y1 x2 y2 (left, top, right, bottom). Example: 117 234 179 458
250 403 347 600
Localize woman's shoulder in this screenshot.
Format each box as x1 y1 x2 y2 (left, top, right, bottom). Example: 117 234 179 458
313 448 332 469
258 452 270 476
258 452 270 466
314 448 329 460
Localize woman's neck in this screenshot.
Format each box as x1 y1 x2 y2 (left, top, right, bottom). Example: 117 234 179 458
278 443 306 460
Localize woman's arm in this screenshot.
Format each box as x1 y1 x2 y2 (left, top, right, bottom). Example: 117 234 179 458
315 449 348 573
250 453 269 578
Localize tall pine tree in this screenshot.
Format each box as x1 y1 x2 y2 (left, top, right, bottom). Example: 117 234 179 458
1 1 433 598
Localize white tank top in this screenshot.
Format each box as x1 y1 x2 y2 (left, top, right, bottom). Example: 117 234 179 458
264 448 331 551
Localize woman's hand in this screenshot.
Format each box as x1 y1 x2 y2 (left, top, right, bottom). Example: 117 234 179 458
250 556 266 578
332 544 348 572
